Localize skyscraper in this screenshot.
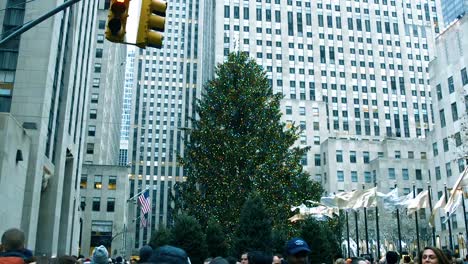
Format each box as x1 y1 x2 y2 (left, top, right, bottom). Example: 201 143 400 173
211 0 443 195
428 15 467 242
440 0 468 25
128 0 207 249
78 0 129 257
0 0 98 256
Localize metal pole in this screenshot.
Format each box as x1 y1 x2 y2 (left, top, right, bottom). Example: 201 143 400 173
347 211 351 258
355 210 360 257
363 185 370 255
395 184 403 253
375 181 381 260
0 0 81 45
427 184 437 246
462 189 468 253
445 185 454 251
413 184 421 253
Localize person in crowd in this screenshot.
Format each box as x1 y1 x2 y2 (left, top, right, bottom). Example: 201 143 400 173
139 245 152 263
272 254 282 264
350 257 367 264
247 251 272 264
418 246 451 264
210 257 229 264
58 255 79 264
283 238 310 264
148 245 189 264
241 253 249 264
386 251 399 264
0 228 30 264
334 258 345 264
92 245 109 264
225 256 238 264
403 255 413 264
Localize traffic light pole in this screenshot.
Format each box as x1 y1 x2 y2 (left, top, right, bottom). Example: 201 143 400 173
0 0 81 46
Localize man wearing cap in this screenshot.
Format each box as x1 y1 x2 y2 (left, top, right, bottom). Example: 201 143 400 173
284 238 311 264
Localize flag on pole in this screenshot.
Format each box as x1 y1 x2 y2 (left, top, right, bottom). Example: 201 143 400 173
429 193 446 227
444 167 468 217
138 189 151 214
377 188 400 209
352 187 378 209
406 190 429 215
141 213 148 228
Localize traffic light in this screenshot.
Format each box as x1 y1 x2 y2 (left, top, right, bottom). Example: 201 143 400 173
105 0 130 43
136 0 167 49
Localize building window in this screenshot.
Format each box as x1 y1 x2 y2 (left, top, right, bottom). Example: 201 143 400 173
408 151 414 159
88 125 96 137
436 84 442 100
459 159 466 172
436 167 441 180
416 169 422 180
440 109 446 127
80 175 87 189
80 197 86 211
299 107 306 115
94 175 102 189
451 103 458 121
98 20 105 29
95 49 103 58
314 154 321 166
108 176 117 190
301 154 307 165
446 163 452 177
285 106 292 114
395 151 401 159
363 151 370 163
94 63 101 73
91 93 99 104
337 171 344 182
455 132 462 147
388 168 396 180
433 142 438 156
97 34 104 43
462 68 468 86
89 109 97 119
107 198 115 212
448 76 454 93
421 152 427 159
351 171 358 182
364 172 371 183
402 169 409 180
92 197 101 211
443 138 449 152
336 150 343 162
86 143 94 154
350 151 357 163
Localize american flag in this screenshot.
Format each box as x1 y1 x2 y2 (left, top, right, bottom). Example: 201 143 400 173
140 213 148 228
138 189 151 214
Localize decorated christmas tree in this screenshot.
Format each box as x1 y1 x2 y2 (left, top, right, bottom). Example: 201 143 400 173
178 52 322 234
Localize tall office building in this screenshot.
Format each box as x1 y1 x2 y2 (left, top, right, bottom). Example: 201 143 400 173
78 0 129 257
128 0 211 250
119 47 136 167
440 0 468 25
428 15 467 248
0 0 97 256
213 0 443 196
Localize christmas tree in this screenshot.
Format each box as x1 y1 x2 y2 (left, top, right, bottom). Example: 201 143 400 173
178 52 322 233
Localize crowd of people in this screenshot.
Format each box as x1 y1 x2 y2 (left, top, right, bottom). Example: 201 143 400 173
1 227 467 264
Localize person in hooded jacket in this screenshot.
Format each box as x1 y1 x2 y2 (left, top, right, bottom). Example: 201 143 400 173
0 228 30 264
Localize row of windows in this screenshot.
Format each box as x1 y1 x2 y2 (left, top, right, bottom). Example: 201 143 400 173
435 68 468 100
81 196 115 212
336 168 423 183
80 175 117 190
434 160 466 180
438 103 460 128
432 132 463 157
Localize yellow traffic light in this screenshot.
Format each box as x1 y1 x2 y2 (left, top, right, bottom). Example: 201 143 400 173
105 0 129 43
136 0 167 49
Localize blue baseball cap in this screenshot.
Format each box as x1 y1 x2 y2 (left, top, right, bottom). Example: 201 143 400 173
286 238 311 255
